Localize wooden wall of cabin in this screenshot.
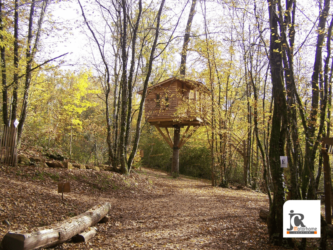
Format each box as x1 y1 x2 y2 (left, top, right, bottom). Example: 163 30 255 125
143 79 210 122
175 80 209 119
144 81 178 121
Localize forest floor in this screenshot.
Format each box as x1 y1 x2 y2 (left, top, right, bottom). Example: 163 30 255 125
0 165 331 249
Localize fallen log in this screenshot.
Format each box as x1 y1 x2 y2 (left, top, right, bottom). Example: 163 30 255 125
1 202 111 250
72 227 97 243
259 208 269 221
99 215 109 223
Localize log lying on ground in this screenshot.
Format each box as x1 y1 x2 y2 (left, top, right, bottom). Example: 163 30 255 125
98 215 109 223
259 208 269 221
71 227 96 243
1 202 111 250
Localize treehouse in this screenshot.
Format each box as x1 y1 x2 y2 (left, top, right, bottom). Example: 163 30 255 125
138 77 210 175
138 77 210 127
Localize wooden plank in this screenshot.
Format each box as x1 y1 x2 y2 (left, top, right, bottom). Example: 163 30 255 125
72 227 96 243
322 137 333 146
178 126 191 148
58 182 71 193
165 128 173 145
155 125 173 148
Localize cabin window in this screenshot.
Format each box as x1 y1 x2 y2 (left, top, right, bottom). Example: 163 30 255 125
189 90 195 100
156 94 160 108
165 96 169 108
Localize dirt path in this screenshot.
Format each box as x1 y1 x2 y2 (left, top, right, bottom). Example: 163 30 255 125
102 168 273 250
0 167 330 249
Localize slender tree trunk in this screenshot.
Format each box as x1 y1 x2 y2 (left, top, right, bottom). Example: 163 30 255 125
266 0 288 245
118 0 129 174
303 0 330 200
0 0 8 127
11 0 19 126
18 0 49 147
78 0 115 167
127 0 166 171
249 70 271 204
179 0 197 77
201 0 215 186
125 0 142 158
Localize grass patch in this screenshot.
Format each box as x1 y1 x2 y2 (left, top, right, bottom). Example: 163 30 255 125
69 174 78 180
32 171 45 181
45 172 60 182
67 211 76 217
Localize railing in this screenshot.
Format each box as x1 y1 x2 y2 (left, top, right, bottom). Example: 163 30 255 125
0 125 18 166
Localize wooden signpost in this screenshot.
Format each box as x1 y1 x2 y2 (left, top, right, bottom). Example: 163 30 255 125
58 182 70 201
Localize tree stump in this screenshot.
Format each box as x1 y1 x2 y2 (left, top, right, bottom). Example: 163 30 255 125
259 208 269 221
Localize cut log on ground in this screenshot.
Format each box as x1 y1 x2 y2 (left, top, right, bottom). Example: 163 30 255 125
1 202 111 250
98 216 109 223
71 227 97 243
259 208 269 221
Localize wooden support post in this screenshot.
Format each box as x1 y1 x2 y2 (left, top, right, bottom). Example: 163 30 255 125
323 142 332 224
179 126 190 147
172 126 181 176
155 125 173 148
178 126 199 149
165 128 173 145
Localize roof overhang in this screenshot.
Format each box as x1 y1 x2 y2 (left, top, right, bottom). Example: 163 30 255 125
137 77 211 95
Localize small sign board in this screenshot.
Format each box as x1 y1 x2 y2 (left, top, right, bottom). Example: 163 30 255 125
13 119 19 128
140 150 144 157
58 182 71 193
280 156 288 168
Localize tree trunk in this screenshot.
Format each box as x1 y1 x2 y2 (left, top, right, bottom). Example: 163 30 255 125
78 0 115 168
119 0 129 174
125 0 142 159
172 126 180 176
266 0 288 246
127 0 165 171
302 0 330 200
1 202 111 250
17 0 49 146
11 0 19 126
179 0 197 77
0 0 8 127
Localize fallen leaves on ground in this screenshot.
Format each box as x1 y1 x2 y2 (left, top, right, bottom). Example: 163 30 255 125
0 166 331 249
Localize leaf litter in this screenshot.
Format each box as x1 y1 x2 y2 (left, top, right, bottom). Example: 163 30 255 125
0 166 331 249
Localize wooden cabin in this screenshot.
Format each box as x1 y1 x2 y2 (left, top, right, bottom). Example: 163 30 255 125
138 77 210 127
